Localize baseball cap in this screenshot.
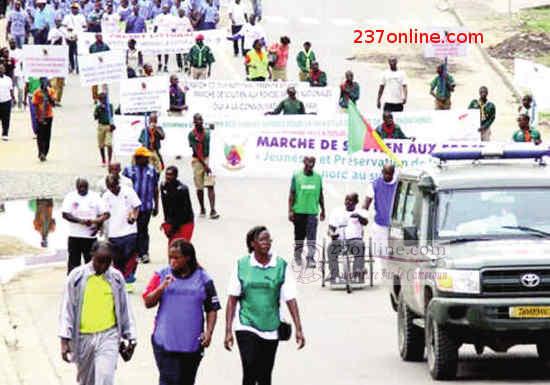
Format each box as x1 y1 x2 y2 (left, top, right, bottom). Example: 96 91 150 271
134 147 152 157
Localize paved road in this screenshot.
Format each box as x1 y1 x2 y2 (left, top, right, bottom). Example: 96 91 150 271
0 1 544 385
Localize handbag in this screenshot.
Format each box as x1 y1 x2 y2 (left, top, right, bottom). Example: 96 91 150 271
277 321 292 341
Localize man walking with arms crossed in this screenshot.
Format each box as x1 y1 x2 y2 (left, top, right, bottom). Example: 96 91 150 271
289 156 325 268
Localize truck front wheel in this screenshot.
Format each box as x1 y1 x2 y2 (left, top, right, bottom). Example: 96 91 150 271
425 312 458 380
397 292 424 361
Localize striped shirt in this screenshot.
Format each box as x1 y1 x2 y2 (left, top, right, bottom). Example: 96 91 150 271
123 165 159 212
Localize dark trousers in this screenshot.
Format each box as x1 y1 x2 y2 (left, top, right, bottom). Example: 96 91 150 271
152 337 203 385
157 54 168 67
68 40 78 73
33 28 49 44
109 233 138 282
67 236 95 274
176 54 183 69
293 213 318 261
137 210 152 257
236 331 278 385
327 239 365 278
36 117 53 157
383 102 404 112
231 25 244 56
249 77 266 82
0 100 11 136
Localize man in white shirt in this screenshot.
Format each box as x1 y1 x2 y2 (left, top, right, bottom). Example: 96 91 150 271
237 15 265 54
47 17 67 45
62 3 87 73
327 193 368 283
101 2 121 33
61 178 109 274
228 0 247 57
172 8 192 71
7 38 23 111
154 4 175 72
102 174 141 290
377 57 408 112
0 64 15 141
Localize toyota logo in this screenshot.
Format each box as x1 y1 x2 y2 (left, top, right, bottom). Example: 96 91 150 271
521 273 541 288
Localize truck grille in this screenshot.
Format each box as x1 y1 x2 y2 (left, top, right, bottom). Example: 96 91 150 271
481 267 550 296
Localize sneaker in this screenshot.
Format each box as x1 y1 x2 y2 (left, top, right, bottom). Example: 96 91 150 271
163 66 168 72
141 254 150 264
210 211 220 220
294 256 302 266
1 135 7 141
199 211 206 218
306 259 316 269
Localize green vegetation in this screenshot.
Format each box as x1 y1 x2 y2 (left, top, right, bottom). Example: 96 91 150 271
521 6 550 33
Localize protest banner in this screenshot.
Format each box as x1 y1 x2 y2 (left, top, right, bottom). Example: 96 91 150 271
119 76 170 114
22 45 69 78
514 58 550 111
78 29 225 55
183 81 340 116
210 115 483 182
79 51 126 86
113 111 479 173
422 27 468 58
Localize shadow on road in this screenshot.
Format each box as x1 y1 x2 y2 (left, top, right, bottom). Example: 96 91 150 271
457 353 550 381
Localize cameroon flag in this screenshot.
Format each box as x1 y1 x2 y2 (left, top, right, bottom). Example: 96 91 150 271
347 101 403 166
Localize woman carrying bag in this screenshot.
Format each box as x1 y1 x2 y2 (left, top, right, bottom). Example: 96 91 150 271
225 225 305 385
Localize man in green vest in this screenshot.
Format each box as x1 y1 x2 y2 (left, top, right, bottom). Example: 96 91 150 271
289 156 325 268
187 34 215 80
244 39 270 81
296 41 316 82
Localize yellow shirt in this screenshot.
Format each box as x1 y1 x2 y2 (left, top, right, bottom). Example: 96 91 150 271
80 275 116 333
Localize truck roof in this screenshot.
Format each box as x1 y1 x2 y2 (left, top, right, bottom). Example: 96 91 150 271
400 160 550 190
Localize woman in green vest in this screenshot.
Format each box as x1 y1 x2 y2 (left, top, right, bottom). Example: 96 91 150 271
225 226 305 385
245 39 271 81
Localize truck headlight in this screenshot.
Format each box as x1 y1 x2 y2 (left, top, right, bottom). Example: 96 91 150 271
435 269 480 294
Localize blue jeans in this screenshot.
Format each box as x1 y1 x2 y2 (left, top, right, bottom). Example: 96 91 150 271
12 34 24 49
252 0 262 20
109 233 137 282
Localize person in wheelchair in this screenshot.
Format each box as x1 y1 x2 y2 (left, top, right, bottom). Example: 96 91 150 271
327 193 368 284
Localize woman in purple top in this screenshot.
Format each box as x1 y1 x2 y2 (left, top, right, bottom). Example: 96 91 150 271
143 240 221 385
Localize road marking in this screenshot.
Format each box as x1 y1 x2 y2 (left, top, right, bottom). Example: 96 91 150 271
299 17 321 25
263 15 290 24
330 18 357 27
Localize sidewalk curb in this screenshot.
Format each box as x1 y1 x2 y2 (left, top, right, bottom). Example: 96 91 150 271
0 285 21 385
450 7 523 101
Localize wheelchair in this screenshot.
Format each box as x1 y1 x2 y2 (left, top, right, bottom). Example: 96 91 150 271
320 233 374 294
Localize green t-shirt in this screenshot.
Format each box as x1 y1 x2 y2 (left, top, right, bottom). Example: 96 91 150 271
513 129 541 143
188 128 211 158
291 170 322 215
273 98 305 115
430 74 455 99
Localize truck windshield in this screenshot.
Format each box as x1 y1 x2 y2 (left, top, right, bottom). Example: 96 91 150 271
437 188 550 240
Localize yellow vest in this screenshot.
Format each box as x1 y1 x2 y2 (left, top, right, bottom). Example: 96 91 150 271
247 49 269 80
80 275 116 333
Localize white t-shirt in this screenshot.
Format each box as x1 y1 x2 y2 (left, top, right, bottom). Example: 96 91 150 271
172 15 192 33
0 76 13 103
228 1 247 25
329 207 368 240
227 253 296 340
102 185 141 238
380 69 407 104
62 13 87 35
154 13 175 34
9 48 23 77
240 22 266 50
47 27 67 45
62 191 107 238
101 12 121 33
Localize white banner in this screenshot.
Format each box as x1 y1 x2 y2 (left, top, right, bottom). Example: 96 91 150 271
210 115 484 181
183 80 340 116
79 51 126 86
514 58 550 111
113 111 479 166
78 29 225 55
22 45 69 78
423 27 468 58
119 76 170 114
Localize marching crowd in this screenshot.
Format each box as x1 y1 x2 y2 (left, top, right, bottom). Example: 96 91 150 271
0 0 546 384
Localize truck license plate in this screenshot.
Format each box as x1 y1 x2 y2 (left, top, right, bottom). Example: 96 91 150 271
509 306 550 318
